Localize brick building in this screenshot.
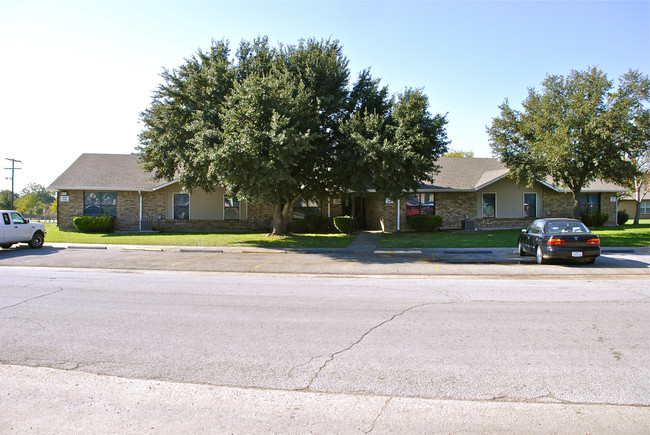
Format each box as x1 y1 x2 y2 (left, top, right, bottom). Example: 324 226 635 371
48 154 625 232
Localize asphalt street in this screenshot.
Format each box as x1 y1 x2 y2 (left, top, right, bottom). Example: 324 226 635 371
0 241 648 277
1 261 649 433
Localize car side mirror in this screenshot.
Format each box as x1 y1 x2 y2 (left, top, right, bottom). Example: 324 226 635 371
24 219 29 223
521 229 527 233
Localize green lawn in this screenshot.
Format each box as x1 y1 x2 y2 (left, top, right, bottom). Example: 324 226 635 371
378 223 650 249
43 223 355 249
43 221 649 249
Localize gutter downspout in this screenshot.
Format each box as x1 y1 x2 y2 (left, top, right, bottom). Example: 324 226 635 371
139 190 143 231
397 199 400 231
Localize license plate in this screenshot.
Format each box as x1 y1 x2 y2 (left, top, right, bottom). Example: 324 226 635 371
572 251 583 258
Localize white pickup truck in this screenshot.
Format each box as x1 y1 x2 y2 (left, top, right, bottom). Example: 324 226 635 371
0 210 46 249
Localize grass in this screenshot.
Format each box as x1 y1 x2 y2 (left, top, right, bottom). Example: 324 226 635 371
43 220 649 249
42 223 355 249
378 221 650 249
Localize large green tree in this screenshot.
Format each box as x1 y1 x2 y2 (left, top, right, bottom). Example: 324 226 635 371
487 67 648 218
139 37 448 234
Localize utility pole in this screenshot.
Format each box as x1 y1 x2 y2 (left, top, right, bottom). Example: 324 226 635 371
4 158 22 210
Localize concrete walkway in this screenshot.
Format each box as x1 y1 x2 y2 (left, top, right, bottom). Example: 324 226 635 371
346 230 382 252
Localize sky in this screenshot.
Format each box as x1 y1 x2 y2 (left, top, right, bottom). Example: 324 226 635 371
1 0 648 194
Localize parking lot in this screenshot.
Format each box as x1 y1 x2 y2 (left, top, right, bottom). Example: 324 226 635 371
1 243 648 278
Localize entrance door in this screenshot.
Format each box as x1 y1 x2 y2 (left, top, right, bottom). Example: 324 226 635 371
342 196 366 231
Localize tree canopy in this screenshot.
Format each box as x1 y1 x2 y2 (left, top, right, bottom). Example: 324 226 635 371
139 37 448 234
487 67 649 218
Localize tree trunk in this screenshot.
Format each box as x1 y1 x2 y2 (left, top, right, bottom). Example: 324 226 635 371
271 204 288 236
572 191 581 219
634 200 641 225
270 201 296 236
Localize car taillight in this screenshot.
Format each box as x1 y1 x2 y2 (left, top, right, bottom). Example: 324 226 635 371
586 238 600 245
547 237 566 246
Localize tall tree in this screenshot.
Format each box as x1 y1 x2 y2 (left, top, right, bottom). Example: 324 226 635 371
615 70 650 224
139 38 448 234
0 190 17 210
19 183 55 205
487 67 646 218
444 149 475 158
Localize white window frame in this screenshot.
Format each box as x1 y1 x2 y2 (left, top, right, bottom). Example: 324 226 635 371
482 193 497 218
173 192 190 220
523 192 537 218
640 201 650 214
223 195 240 220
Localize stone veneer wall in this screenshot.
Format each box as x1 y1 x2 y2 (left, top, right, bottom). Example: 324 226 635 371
434 191 477 229
57 190 84 231
541 188 574 219
599 192 618 225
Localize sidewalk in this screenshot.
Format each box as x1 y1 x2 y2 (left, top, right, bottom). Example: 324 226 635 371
3 364 647 434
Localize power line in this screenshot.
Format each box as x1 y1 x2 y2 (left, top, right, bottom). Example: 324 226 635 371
4 158 22 209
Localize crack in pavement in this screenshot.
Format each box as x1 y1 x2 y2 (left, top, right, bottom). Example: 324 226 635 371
364 396 392 434
305 303 430 390
0 288 64 311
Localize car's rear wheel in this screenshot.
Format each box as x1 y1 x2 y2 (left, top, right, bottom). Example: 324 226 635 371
28 231 44 249
1 243 12 249
536 246 546 264
584 257 596 265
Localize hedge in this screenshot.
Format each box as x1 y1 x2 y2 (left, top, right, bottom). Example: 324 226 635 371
333 216 353 234
581 213 609 227
73 216 115 232
406 215 443 232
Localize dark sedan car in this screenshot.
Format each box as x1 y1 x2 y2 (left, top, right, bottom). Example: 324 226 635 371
518 218 600 264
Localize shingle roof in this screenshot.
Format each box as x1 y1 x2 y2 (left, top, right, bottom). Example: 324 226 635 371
48 153 172 191
420 157 509 191
48 153 626 194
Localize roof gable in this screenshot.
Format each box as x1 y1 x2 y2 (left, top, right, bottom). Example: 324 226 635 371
48 153 172 191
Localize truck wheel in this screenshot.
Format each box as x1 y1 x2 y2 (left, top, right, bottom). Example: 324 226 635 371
1 243 12 249
28 232 44 249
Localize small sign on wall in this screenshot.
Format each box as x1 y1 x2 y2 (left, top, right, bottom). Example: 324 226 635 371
333 199 341 205
385 198 394 204
60 195 69 203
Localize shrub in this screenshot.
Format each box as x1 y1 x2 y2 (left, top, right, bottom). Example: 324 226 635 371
581 213 609 227
293 218 310 233
293 215 328 233
333 216 353 234
308 215 326 233
73 216 115 232
617 210 630 225
407 215 443 232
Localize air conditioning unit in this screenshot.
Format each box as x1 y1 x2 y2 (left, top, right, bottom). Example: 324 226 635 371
461 219 475 231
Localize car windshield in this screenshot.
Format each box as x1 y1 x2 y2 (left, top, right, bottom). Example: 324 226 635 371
545 221 589 234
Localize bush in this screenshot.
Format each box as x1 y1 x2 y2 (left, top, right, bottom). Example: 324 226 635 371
333 216 353 234
581 213 609 227
406 214 443 232
73 216 115 232
293 215 328 233
617 210 630 225
294 219 310 233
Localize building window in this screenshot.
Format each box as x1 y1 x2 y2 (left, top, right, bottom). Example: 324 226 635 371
523 193 537 218
406 193 435 216
84 192 117 217
293 198 321 220
482 193 496 218
173 193 190 220
579 194 600 215
640 201 650 214
224 197 240 220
